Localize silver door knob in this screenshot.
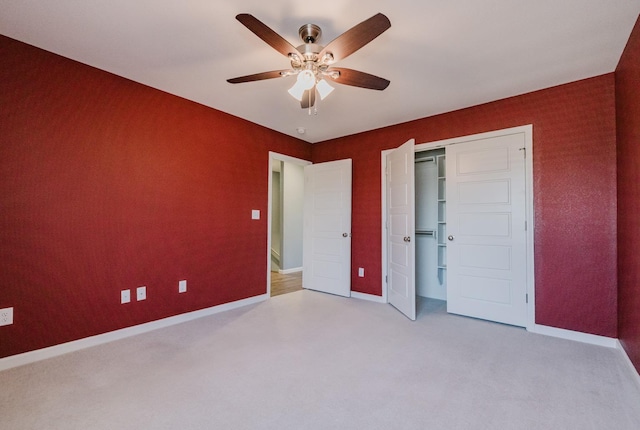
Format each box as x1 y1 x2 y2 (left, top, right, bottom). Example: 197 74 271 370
448 235 454 241
404 236 411 242
342 233 348 237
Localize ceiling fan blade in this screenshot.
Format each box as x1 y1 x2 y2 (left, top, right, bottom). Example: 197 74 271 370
318 13 391 63
227 70 290 84
236 14 302 60
328 68 390 90
300 89 316 109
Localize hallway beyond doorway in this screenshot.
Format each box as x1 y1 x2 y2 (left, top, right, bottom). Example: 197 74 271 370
270 271 303 297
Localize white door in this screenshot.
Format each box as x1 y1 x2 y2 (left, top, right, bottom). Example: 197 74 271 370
303 159 352 297
387 139 416 320
446 133 528 327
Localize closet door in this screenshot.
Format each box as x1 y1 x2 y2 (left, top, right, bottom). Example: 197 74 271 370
446 133 527 327
387 139 416 320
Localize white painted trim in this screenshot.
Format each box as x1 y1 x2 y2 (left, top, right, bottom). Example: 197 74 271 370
380 148 393 304
351 291 386 303
381 125 535 327
617 340 640 390
528 324 617 348
267 152 312 297
0 294 268 372
279 266 302 275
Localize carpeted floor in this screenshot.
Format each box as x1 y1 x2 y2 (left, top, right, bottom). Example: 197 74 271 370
1 290 639 429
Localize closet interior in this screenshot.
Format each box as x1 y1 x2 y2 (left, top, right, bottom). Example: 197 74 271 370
415 148 447 301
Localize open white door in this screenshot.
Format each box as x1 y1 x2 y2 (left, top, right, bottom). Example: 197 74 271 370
303 159 352 297
446 133 528 327
387 139 416 320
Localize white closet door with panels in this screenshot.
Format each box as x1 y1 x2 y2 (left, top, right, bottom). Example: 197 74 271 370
387 139 416 320
445 133 528 327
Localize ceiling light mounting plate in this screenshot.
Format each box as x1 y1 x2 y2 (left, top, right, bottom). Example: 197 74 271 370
299 24 322 44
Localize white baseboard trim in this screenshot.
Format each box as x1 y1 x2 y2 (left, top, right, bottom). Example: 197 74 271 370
278 267 302 275
528 324 618 348
0 293 268 372
617 340 640 389
351 291 386 303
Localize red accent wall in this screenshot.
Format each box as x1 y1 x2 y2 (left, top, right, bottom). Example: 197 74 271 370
0 35 311 358
616 15 640 372
312 75 618 337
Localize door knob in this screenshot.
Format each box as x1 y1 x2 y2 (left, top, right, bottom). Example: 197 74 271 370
342 233 349 237
404 236 411 242
448 235 454 241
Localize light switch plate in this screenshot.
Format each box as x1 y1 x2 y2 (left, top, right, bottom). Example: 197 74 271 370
179 280 187 293
251 210 260 220
358 267 365 277
136 286 146 301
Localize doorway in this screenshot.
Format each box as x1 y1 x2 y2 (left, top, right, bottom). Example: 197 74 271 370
381 125 535 328
267 152 311 297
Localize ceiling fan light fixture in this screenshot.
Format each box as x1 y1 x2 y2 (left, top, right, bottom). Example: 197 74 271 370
316 79 334 100
320 53 335 64
287 81 306 101
297 70 316 90
288 70 316 101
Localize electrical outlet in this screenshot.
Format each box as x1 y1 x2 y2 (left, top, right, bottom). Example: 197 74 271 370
178 280 187 293
0 307 14 326
358 267 365 277
136 286 146 301
121 290 131 304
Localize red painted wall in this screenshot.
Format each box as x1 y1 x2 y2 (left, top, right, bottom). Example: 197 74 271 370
0 35 311 358
312 75 617 337
616 15 640 372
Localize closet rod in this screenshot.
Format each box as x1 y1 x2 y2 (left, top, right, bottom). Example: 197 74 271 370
415 229 436 236
415 156 435 164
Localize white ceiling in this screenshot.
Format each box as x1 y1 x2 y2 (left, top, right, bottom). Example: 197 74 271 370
1 1 639 143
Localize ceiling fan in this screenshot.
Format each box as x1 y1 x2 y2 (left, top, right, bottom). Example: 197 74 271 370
227 13 391 109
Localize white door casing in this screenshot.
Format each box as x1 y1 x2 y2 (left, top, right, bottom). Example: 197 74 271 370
446 132 528 327
387 139 416 320
303 159 352 297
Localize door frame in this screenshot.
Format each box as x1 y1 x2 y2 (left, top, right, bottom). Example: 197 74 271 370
381 125 535 329
267 152 312 297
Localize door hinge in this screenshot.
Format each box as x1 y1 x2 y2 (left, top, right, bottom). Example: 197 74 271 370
525 220 527 231
385 275 388 284
526 293 529 304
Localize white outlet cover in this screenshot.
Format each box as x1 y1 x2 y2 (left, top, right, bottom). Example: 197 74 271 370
251 210 260 220
178 280 187 293
358 268 365 277
121 290 131 304
136 286 146 301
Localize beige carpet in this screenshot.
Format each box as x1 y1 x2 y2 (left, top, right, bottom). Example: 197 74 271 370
1 290 639 429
